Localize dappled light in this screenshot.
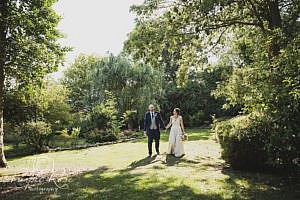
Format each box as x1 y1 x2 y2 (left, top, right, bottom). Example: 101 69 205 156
0 0 299 199
1 130 299 199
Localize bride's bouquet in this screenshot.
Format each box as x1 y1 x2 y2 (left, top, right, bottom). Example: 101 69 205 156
180 133 188 141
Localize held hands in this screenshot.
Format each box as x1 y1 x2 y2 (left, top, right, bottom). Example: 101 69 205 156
165 128 169 134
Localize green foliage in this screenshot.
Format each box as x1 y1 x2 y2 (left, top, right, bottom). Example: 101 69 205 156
20 121 52 152
1 0 68 86
78 91 121 140
71 127 81 147
3 81 73 152
122 110 137 130
159 67 239 125
100 91 121 135
214 114 299 170
127 0 299 117
86 129 118 144
64 54 164 128
6 80 73 133
3 123 22 145
42 81 73 133
0 0 68 166
63 54 100 112
127 0 300 171
4 89 36 125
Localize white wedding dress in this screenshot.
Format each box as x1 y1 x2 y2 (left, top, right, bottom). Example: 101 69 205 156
167 116 185 157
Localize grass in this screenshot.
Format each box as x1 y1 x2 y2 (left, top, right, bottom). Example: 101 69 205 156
1 129 299 200
4 144 36 159
3 137 89 160
4 131 144 160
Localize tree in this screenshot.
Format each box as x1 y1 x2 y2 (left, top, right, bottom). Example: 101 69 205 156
64 54 164 128
127 0 300 115
128 0 299 77
63 54 100 112
0 0 67 167
126 0 300 168
90 55 164 119
40 80 73 133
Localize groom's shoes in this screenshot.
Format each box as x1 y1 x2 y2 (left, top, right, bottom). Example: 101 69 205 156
148 154 152 158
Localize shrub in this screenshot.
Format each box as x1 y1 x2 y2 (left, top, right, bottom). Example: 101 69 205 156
20 121 52 152
4 123 22 145
127 131 144 139
122 110 137 130
70 127 81 147
121 130 143 139
86 129 118 143
214 113 299 170
186 111 206 127
78 91 122 136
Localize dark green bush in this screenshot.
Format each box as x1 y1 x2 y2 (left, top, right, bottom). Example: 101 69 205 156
74 94 122 136
214 114 299 170
20 121 52 152
4 123 22 145
121 130 143 139
185 111 207 127
86 129 118 143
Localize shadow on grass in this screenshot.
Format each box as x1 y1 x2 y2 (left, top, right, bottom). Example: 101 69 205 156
165 154 200 166
220 168 300 200
124 156 157 171
5 166 225 200
7 164 299 200
125 154 221 172
4 144 36 160
3 159 300 199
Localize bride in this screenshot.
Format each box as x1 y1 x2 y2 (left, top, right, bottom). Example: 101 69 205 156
166 108 185 157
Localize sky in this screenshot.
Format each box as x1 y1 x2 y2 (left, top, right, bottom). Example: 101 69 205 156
52 0 141 79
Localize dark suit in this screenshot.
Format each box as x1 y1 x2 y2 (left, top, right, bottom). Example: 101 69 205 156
144 111 165 155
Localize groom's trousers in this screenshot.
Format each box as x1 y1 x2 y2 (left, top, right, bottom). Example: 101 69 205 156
148 129 160 155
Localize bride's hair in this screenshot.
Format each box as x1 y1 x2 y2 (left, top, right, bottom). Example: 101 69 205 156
174 108 180 115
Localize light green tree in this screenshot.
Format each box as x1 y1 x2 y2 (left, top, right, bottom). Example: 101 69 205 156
64 54 164 128
0 0 67 167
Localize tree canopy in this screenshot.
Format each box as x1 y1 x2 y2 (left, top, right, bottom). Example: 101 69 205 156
0 0 68 167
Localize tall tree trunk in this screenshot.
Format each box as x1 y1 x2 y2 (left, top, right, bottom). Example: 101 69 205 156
0 63 7 168
0 0 8 168
267 0 282 58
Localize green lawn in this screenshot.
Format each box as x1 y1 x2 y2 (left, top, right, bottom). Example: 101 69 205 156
1 129 299 200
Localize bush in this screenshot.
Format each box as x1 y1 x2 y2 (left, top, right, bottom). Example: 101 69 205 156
86 129 118 143
71 127 81 146
77 91 122 136
4 123 22 145
121 130 143 139
186 111 207 127
214 113 299 170
20 121 52 152
122 110 137 130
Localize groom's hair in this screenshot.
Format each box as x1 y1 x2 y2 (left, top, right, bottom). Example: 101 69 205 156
149 104 155 108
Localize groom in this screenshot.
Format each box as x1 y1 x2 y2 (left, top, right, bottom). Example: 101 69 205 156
144 104 165 157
